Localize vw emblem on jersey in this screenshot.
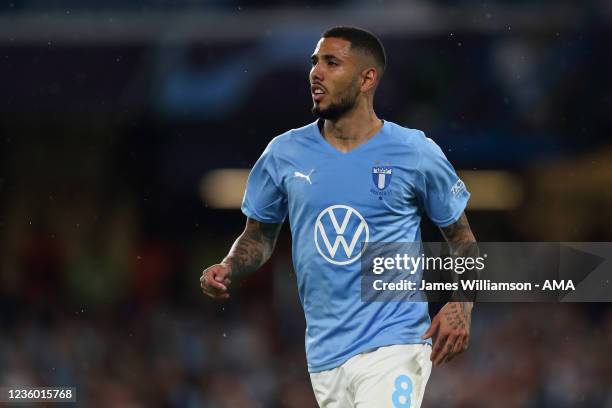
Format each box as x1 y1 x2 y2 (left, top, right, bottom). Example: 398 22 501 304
372 166 393 190
314 205 369 265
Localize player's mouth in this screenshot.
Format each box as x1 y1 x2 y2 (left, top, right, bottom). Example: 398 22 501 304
311 84 326 102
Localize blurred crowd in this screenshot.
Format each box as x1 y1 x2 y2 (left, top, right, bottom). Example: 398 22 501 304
1 0 611 406
2 297 612 407
1 206 611 407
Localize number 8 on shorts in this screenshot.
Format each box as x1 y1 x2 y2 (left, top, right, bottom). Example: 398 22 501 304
392 374 413 408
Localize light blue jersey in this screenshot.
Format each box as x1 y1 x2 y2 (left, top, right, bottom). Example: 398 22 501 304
242 119 470 373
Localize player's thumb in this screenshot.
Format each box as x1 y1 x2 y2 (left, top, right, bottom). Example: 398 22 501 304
421 317 439 340
213 264 230 280
207 266 227 290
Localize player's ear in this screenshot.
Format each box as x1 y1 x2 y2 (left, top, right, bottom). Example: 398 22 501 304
360 67 378 93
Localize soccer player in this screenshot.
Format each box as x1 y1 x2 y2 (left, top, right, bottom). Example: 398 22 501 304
201 26 476 407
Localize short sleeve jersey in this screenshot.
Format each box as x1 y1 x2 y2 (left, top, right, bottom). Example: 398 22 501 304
242 120 470 372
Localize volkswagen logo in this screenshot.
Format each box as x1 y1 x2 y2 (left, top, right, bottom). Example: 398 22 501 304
314 205 369 265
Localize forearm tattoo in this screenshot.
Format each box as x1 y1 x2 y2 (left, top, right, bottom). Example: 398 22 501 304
223 218 282 277
443 302 472 331
440 213 476 246
440 212 479 302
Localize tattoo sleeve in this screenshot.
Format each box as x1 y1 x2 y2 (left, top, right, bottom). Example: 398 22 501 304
439 212 480 302
222 218 283 278
443 301 472 331
439 213 476 247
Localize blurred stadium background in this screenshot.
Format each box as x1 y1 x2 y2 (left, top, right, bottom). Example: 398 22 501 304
1 0 612 406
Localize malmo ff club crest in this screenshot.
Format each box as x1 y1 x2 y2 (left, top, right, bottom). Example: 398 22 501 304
371 166 393 198
372 166 392 190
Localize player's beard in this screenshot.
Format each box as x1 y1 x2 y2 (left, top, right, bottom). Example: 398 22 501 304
312 78 361 120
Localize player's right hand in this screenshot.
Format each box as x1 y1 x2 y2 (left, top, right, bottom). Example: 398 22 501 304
200 263 232 300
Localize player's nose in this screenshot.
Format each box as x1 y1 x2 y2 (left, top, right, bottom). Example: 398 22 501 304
310 64 324 83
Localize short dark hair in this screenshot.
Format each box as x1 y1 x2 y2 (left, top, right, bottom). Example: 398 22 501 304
322 26 386 74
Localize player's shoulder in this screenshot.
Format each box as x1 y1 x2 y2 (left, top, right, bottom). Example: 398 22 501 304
384 120 441 153
264 121 317 154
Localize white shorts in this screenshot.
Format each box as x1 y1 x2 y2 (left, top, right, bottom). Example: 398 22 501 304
309 343 432 408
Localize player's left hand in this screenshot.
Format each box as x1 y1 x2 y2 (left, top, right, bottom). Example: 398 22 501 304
422 302 472 366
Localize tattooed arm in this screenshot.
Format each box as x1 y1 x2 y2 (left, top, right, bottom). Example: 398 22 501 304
200 218 283 300
422 212 477 366
441 212 480 301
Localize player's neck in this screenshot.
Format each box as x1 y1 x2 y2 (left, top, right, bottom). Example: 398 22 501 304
321 107 382 153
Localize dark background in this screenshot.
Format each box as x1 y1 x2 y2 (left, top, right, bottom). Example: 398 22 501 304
1 1 611 406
